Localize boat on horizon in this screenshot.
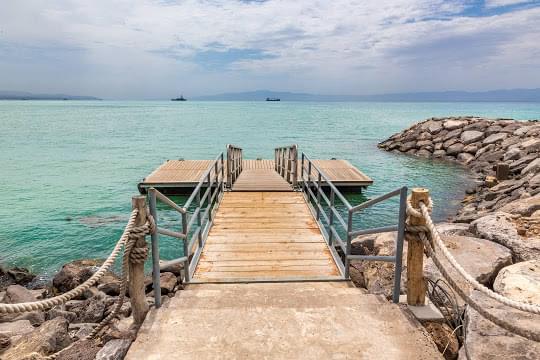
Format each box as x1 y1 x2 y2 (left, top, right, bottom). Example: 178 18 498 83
266 97 280 101
171 95 187 101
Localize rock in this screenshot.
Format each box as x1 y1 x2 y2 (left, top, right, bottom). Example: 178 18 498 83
522 158 540 175
55 339 101 360
443 129 462 142
4 284 36 303
520 138 540 152
436 223 473 236
470 212 540 261
493 260 540 304
97 274 121 297
2 317 71 359
463 143 478 154
482 132 508 145
400 141 416 152
6 267 35 285
423 322 459 360
433 150 446 158
53 259 103 293
159 261 184 277
0 320 34 337
461 130 484 145
475 144 494 159
425 235 512 287
443 119 467 130
443 138 459 150
0 333 11 353
95 339 132 360
530 173 540 188
70 293 107 323
13 311 46 326
446 143 464 156
159 272 177 295
47 309 77 323
499 193 540 216
460 290 540 360
503 147 522 161
457 152 474 164
427 121 443 134
416 149 432 157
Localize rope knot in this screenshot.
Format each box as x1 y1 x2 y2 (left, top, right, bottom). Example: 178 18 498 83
129 245 148 264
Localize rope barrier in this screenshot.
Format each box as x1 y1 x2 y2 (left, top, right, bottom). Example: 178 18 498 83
405 195 540 342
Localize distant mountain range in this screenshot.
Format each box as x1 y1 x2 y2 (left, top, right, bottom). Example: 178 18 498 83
193 88 540 102
0 91 100 100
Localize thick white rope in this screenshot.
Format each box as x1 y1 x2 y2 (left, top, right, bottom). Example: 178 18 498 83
406 198 540 315
0 209 139 314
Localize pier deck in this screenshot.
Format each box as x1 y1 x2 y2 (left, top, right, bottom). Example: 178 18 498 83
193 192 340 282
139 158 372 193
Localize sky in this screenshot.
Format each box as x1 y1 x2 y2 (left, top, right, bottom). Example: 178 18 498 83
1 0 540 99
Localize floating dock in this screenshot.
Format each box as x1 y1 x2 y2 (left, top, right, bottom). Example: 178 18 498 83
138 155 373 194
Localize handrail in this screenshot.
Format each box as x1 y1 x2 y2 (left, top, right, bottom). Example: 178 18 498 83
226 144 243 188
275 144 298 187
147 152 225 308
300 151 407 303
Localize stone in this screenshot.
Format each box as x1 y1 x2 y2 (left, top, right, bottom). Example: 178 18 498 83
433 150 446 158
493 260 540 304
47 309 77 323
6 267 35 285
0 333 11 353
530 173 540 188
2 317 71 360
98 274 121 296
4 284 35 303
457 152 474 164
446 143 464 156
443 129 462 142
55 339 101 360
520 138 540 152
53 259 103 293
499 193 540 216
70 293 107 323
503 147 522 161
95 339 132 360
460 130 484 145
416 149 432 157
423 322 459 360
476 149 505 163
463 143 478 154
159 272 177 295
442 138 459 149
427 121 443 134
400 141 416 152
425 235 512 287
522 158 540 175
0 320 34 337
159 261 184 277
470 212 540 261
443 119 467 130
482 133 508 145
461 290 540 360
436 222 473 236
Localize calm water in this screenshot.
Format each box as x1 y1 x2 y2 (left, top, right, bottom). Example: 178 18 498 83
1 100 539 277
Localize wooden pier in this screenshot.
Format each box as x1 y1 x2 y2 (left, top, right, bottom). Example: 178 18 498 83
138 152 372 193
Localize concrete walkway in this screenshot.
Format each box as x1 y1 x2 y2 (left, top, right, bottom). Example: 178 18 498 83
126 282 441 359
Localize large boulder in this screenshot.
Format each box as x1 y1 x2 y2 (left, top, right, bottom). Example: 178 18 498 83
493 260 540 304
425 235 512 288
482 133 507 145
499 193 540 216
459 291 540 360
470 212 540 261
53 259 103 293
2 317 71 359
1 285 45 325
95 339 132 360
460 130 484 145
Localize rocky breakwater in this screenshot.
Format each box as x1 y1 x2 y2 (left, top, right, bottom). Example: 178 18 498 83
0 260 184 359
358 116 540 359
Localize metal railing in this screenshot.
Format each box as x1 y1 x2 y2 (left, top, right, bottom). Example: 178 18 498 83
300 153 407 303
275 144 298 187
147 152 225 307
226 144 243 188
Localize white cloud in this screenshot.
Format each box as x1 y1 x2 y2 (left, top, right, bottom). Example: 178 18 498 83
485 0 534 8
0 1 539 98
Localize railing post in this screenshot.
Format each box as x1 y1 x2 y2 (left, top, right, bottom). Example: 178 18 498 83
344 210 352 279
328 188 335 246
182 212 190 283
220 153 225 193
196 188 203 246
226 145 232 188
406 188 429 306
392 187 407 304
291 145 298 188
286 148 292 183
130 196 150 325
316 173 322 220
148 189 162 308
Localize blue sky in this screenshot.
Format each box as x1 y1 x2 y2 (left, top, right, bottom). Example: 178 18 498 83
1 0 539 99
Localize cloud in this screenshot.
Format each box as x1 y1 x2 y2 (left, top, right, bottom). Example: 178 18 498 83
0 0 539 98
484 0 535 8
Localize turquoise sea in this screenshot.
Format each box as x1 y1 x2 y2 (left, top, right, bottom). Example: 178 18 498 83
1 101 539 278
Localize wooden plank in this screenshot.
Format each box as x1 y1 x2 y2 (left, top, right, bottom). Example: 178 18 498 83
193 191 340 282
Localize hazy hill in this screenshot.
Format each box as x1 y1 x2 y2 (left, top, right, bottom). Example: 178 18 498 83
0 91 100 100
193 88 540 102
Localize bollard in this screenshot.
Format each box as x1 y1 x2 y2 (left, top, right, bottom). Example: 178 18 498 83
130 196 150 325
406 188 429 306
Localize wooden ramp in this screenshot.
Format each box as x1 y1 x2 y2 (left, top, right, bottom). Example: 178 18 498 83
232 169 292 191
192 192 340 282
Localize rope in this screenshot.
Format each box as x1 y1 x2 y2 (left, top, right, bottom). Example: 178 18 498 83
413 200 540 315
0 209 140 314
